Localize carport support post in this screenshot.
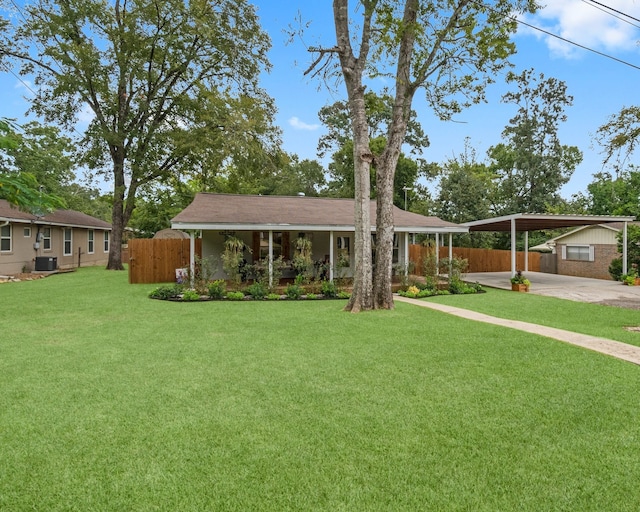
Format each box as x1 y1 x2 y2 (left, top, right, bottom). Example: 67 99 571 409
448 233 453 275
268 230 273 288
623 222 628 275
524 231 529 272
189 231 195 288
510 218 516 278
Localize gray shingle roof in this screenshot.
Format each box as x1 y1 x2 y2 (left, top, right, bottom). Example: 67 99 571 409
171 193 467 233
0 199 111 230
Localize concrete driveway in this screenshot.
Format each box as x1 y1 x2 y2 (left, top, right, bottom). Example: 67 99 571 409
466 271 640 308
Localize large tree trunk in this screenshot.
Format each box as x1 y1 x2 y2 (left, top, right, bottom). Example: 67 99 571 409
373 152 397 309
106 154 126 270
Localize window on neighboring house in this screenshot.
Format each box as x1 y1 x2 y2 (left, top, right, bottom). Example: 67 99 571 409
24 227 31 238
63 228 72 256
88 230 94 254
562 244 594 262
103 231 109 253
0 225 11 252
43 228 51 250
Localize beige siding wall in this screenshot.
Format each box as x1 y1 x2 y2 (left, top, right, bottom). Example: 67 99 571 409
558 226 618 245
0 222 110 274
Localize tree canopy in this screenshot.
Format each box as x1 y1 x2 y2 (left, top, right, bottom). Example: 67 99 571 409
0 0 277 268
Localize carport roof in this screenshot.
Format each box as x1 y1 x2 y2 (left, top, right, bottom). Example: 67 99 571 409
463 213 636 232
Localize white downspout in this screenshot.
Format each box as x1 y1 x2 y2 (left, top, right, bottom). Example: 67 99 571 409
448 233 453 276
189 231 195 288
268 230 273 288
623 221 628 276
404 232 409 276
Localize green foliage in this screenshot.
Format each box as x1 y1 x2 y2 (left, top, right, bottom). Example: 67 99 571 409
320 280 338 298
225 291 245 301
148 284 183 300
251 256 286 292
187 255 219 294
510 271 531 286
266 293 281 300
609 258 623 282
181 289 201 301
222 237 250 289
208 280 226 299
245 282 268 300
336 291 351 299
1 0 275 267
488 69 582 214
292 237 313 280
594 105 640 176
305 293 319 300
284 283 304 300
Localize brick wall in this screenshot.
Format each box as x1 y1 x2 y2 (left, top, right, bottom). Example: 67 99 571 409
556 244 618 280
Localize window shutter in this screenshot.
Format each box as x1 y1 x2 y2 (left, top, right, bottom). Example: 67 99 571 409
252 232 260 262
561 245 566 260
589 245 595 262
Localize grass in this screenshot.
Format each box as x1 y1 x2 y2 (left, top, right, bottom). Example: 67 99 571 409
424 286 640 347
2 267 640 510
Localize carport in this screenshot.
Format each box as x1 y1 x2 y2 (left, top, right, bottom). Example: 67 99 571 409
463 213 636 277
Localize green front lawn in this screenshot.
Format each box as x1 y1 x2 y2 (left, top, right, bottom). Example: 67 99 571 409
2 267 640 511
425 287 640 347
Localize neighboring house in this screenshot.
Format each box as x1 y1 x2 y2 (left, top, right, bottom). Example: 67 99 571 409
0 199 112 274
171 193 468 281
537 222 639 280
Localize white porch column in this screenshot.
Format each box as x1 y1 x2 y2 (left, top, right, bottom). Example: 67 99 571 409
404 232 409 275
268 230 273 288
189 230 195 288
435 233 440 269
510 218 517 278
329 231 334 282
524 231 529 272
623 221 628 275
448 233 453 276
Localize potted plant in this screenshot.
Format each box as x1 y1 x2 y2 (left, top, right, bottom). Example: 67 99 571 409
510 271 530 292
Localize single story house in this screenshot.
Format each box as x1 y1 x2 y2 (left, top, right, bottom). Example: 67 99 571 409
171 193 468 282
0 199 112 274
532 222 640 280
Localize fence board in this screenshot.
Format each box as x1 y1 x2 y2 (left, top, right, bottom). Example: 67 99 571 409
409 245 540 274
128 238 202 284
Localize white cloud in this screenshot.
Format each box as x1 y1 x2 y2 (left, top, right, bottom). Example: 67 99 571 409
521 0 640 58
288 116 320 131
77 103 95 124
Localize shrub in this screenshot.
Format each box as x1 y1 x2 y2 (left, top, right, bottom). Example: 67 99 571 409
266 293 281 300
337 291 351 299
320 280 337 298
225 291 245 301
208 280 226 299
181 289 201 301
285 283 303 300
305 293 318 299
148 284 183 300
609 257 623 281
245 282 268 300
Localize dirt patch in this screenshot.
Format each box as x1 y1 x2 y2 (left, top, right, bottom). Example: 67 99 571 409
596 299 640 310
0 272 51 283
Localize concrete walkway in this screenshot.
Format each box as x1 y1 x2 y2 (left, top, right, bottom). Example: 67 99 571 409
395 295 640 366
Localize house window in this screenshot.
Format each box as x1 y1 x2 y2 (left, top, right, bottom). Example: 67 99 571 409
337 236 350 267
24 227 31 238
259 231 282 260
104 231 109 253
63 228 72 256
43 228 51 251
562 245 594 262
88 230 94 254
393 234 400 264
0 225 11 252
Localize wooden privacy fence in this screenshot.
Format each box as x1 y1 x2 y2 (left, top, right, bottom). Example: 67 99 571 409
409 245 540 274
128 238 202 284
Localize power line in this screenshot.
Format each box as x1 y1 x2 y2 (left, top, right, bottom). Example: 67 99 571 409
515 15 640 72
583 0 640 25
580 0 640 29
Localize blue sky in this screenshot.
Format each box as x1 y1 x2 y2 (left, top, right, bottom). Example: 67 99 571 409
252 0 640 199
2 1 640 199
